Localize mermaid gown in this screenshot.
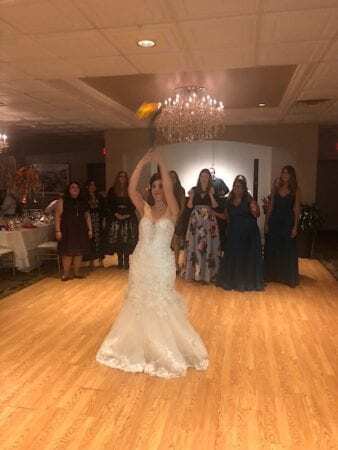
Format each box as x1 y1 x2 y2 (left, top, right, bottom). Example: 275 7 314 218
96 204 209 379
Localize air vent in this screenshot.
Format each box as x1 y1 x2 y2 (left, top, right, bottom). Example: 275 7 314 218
296 99 331 106
290 98 334 114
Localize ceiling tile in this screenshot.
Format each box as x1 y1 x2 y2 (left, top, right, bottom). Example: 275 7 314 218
0 18 18 38
179 15 257 50
72 0 169 29
0 0 92 34
0 62 28 80
127 51 193 73
303 61 338 95
262 0 338 12
192 47 255 70
11 58 83 78
165 0 260 20
258 41 328 65
67 56 138 77
35 30 119 59
323 40 338 61
0 36 56 61
260 9 338 43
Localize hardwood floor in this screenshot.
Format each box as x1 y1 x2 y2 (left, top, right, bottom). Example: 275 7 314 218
0 259 337 450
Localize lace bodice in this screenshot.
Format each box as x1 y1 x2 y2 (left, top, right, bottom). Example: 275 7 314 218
137 215 175 252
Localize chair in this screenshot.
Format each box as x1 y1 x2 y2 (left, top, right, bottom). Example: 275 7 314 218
36 241 61 273
0 246 15 276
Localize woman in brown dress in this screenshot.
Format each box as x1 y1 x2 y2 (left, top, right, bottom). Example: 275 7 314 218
55 181 92 281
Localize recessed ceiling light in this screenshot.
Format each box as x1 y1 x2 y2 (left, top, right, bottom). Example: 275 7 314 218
258 102 267 107
137 39 156 48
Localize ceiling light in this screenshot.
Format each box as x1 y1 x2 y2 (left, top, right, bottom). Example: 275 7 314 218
154 86 226 145
0 133 9 154
137 39 156 48
258 103 267 107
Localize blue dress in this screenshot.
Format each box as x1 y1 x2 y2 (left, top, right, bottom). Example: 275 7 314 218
216 197 263 291
264 192 299 287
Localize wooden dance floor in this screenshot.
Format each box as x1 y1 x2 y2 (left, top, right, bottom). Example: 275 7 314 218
0 259 337 450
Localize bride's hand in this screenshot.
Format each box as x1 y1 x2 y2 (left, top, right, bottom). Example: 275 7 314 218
149 147 161 163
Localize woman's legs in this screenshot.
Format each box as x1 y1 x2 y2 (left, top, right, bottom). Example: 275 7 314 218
123 251 129 269
73 255 84 277
117 252 124 269
61 255 72 280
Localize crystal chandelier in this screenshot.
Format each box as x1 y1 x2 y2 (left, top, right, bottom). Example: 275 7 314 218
154 86 226 145
0 133 9 154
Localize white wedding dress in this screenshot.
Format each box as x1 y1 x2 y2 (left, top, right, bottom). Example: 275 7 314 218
96 204 209 379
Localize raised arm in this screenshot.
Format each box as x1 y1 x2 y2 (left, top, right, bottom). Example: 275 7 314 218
152 149 179 218
128 151 152 216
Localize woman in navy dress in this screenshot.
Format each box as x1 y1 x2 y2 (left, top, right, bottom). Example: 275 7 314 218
264 166 301 287
216 175 263 291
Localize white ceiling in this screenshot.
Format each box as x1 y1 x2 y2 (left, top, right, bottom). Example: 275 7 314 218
0 0 338 134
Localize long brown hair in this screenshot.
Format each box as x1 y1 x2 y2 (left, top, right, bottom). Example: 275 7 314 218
196 169 213 194
170 170 185 206
147 172 162 206
228 175 251 204
275 165 298 195
112 171 129 197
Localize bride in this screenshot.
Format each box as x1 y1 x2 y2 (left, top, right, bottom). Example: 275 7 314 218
96 149 209 378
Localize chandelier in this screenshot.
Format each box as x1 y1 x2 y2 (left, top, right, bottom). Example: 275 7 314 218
154 86 226 145
0 133 9 154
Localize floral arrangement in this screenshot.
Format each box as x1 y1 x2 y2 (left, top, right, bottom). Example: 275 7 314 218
298 203 325 234
14 166 41 201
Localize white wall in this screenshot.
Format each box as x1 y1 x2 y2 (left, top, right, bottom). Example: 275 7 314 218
105 124 319 204
149 140 273 232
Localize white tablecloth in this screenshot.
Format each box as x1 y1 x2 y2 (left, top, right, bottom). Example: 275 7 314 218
0 224 55 272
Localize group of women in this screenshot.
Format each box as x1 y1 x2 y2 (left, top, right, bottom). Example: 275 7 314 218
55 161 301 290
55 173 138 280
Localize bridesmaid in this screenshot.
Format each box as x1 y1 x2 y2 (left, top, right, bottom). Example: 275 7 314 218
55 181 92 281
83 180 105 268
264 165 301 287
169 170 186 273
216 175 263 291
185 169 220 283
104 171 138 269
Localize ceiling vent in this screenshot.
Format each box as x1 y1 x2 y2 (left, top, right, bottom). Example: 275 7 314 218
290 98 334 114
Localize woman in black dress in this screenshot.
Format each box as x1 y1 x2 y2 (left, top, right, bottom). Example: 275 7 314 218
216 175 263 291
104 171 138 269
185 169 220 283
264 166 301 287
55 182 92 281
83 180 105 268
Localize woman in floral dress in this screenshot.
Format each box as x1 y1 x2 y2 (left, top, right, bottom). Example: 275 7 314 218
184 169 220 283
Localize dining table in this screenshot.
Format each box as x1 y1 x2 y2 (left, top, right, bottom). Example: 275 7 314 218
0 223 55 272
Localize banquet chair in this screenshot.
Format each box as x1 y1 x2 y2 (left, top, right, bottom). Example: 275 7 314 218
36 241 61 273
0 246 15 276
